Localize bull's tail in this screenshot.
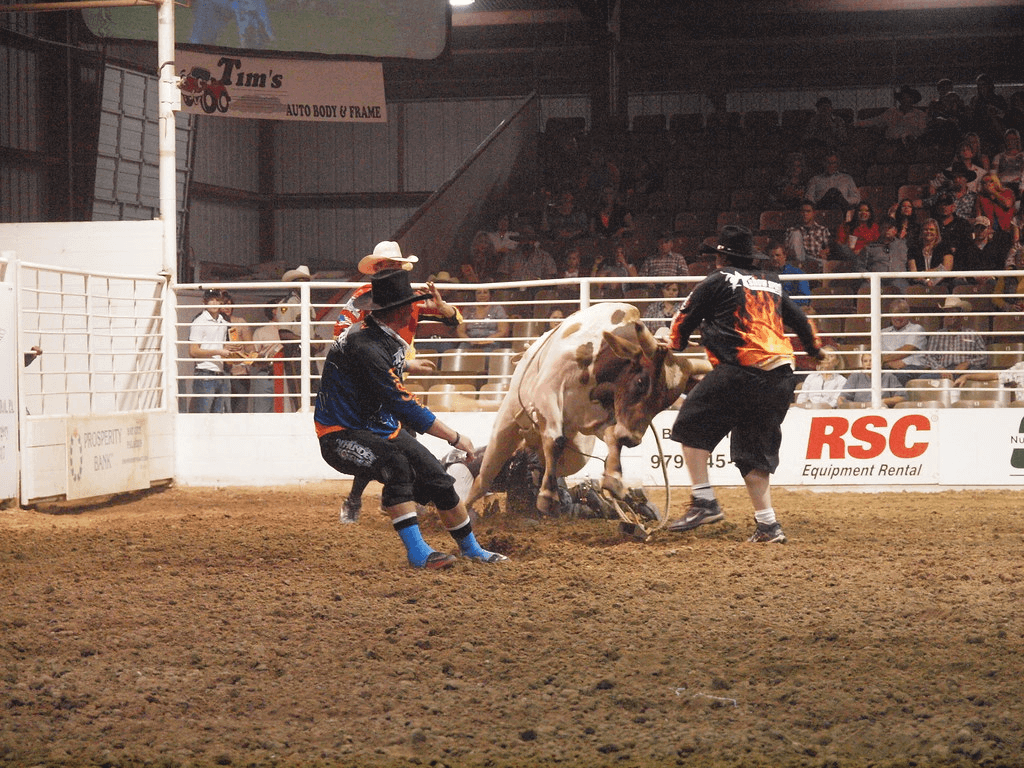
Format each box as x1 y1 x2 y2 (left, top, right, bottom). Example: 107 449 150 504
466 405 526 511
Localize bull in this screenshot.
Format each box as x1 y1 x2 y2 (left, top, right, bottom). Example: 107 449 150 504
466 302 711 514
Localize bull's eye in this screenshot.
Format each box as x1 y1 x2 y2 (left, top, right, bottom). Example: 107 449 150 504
632 374 649 396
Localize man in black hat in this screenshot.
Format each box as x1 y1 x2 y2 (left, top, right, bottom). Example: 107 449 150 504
664 225 822 543
857 85 926 145
314 269 508 569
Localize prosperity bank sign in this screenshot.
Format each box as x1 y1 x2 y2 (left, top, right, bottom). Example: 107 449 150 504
795 411 938 485
175 53 386 122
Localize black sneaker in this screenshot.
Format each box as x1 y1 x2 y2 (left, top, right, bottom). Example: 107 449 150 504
747 523 787 544
340 495 361 524
667 497 724 532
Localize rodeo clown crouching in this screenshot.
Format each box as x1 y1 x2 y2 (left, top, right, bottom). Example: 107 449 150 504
442 446 662 525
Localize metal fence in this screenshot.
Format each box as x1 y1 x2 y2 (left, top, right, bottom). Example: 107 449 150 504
173 270 1024 414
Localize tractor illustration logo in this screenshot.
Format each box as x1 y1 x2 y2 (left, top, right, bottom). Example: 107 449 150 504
179 66 231 114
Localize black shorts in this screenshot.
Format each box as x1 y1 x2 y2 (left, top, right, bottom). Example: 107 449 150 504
319 428 460 511
671 364 796 477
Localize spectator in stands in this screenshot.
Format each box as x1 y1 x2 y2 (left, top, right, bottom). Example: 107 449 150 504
767 240 810 306
250 305 284 414
220 290 253 413
467 231 499 280
639 232 689 279
968 73 1008 154
908 218 955 291
859 217 910 293
925 162 978 221
484 213 518 261
189 289 238 414
804 152 861 211
962 215 1014 279
560 247 584 280
645 281 685 333
920 296 987 378
590 185 634 240
962 131 991 172
456 285 510 350
837 202 880 258
954 362 1024 398
931 192 974 259
769 152 809 209
1005 91 1024 135
974 172 1016 233
881 298 930 385
541 190 588 246
796 346 846 407
802 96 847 152
839 350 906 407
591 241 639 299
499 225 558 282
929 140 986 196
785 201 831 270
856 86 926 146
889 198 922 247
992 129 1023 193
922 77 967 150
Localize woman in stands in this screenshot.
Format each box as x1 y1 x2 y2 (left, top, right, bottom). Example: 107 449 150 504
889 197 922 246
456 285 510 350
908 218 954 292
993 129 1023 194
974 172 1016 233
837 202 880 256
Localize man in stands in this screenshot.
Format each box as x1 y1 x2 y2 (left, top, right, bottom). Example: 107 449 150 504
785 201 832 271
804 153 861 211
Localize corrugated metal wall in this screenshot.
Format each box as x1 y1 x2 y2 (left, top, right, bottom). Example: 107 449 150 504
0 42 44 221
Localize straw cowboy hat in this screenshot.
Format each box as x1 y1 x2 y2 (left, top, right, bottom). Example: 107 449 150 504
940 295 971 313
282 265 312 282
352 269 430 312
698 224 768 261
357 241 418 275
428 270 459 283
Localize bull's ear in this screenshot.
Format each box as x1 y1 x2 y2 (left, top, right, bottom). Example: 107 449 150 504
603 330 641 361
633 322 659 359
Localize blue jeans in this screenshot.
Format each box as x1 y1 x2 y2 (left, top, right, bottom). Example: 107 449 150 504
192 372 230 413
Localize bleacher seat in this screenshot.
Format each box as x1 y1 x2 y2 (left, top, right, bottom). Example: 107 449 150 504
425 383 480 412
632 113 666 133
897 184 922 203
729 188 761 211
906 378 952 407
758 210 792 237
669 112 704 134
544 116 586 135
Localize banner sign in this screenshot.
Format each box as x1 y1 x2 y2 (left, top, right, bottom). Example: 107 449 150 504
0 284 17 501
175 53 386 122
66 414 150 501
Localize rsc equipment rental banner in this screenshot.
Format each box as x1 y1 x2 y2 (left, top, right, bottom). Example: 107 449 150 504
175 53 386 122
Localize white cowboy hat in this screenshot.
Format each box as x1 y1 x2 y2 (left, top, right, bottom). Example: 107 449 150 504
940 295 971 313
282 265 312 282
428 270 459 283
357 241 418 275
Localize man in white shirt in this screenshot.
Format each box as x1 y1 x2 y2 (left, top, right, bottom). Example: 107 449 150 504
805 153 861 211
881 298 929 385
188 289 237 413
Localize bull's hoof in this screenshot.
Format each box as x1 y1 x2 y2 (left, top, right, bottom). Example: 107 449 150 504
601 474 626 499
535 489 559 514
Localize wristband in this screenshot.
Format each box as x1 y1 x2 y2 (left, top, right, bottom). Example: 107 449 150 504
448 432 460 447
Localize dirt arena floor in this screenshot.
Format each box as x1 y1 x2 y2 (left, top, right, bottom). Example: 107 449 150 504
1 482 1023 768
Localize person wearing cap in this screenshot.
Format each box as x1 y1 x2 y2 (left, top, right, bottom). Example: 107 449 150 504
929 139 986 197
968 73 1008 152
665 225 822 544
856 86 926 145
962 214 1014 282
927 193 973 264
332 241 463 523
923 78 967 149
919 296 987 379
315 269 508 569
188 289 241 413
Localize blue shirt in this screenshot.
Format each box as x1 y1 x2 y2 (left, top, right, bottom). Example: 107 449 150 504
780 263 811 306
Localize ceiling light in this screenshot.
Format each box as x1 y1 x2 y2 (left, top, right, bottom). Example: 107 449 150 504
450 0 475 6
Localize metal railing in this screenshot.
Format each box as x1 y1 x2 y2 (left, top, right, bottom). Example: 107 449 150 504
173 269 1024 413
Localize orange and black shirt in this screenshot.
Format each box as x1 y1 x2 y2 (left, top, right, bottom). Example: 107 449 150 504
669 266 818 371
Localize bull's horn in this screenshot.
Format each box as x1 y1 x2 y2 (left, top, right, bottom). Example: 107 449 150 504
634 322 659 359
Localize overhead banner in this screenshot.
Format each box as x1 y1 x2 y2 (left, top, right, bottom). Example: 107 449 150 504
175 53 387 122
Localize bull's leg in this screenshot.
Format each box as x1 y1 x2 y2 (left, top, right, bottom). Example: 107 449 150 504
466 413 523 511
537 434 567 513
600 430 626 499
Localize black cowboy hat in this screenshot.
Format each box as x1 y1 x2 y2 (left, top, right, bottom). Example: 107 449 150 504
352 269 430 312
894 85 922 105
942 161 978 182
698 224 768 261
